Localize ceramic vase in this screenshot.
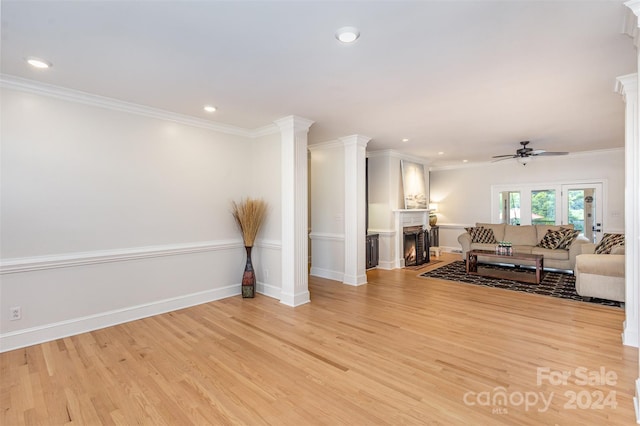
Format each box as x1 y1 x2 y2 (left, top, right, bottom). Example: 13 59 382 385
242 246 256 298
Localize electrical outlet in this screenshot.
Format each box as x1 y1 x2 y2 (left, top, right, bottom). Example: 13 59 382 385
9 306 21 321
263 268 269 281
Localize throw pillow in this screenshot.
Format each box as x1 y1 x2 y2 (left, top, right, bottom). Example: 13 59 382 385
611 245 625 255
465 226 481 241
466 227 498 244
595 233 625 254
557 228 580 250
536 229 565 250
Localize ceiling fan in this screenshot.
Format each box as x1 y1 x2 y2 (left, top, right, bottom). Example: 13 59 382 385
492 141 568 165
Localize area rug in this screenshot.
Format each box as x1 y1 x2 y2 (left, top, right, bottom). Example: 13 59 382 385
419 261 621 308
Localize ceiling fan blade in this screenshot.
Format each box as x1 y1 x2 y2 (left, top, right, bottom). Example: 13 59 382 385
492 141 569 162
534 151 568 156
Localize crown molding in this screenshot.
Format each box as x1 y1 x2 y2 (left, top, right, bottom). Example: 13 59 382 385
615 73 638 100
273 115 315 133
429 147 625 171
308 140 343 151
625 0 640 18
251 123 280 137
366 149 430 164
338 134 371 148
623 1 640 47
0 74 280 138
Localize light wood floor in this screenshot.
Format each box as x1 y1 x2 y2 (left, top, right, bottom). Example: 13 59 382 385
1 253 638 425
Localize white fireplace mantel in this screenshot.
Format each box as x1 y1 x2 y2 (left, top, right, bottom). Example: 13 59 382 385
393 209 430 268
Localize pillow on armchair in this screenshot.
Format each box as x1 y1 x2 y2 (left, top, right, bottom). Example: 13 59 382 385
611 245 625 255
557 228 580 249
595 233 625 254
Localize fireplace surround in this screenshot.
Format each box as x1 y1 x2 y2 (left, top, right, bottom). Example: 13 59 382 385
393 209 430 268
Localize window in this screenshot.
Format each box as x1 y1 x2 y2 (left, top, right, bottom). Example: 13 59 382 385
499 191 520 225
567 189 585 233
531 190 555 225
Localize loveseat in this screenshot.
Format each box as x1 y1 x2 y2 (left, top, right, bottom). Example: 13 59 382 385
575 237 625 302
458 223 589 271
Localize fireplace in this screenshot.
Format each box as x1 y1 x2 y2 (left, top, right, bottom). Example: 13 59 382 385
393 209 429 269
403 226 430 266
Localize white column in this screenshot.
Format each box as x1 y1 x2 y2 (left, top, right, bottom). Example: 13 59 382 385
275 116 314 306
622 1 640 422
341 135 370 286
617 73 639 349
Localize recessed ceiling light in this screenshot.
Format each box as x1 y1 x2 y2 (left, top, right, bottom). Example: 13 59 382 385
26 57 52 69
203 105 217 113
438 152 445 155
462 159 469 163
335 26 360 43
402 138 409 143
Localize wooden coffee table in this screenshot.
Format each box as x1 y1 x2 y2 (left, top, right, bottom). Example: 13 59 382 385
466 249 545 284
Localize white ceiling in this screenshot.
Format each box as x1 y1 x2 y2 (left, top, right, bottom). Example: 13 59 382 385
1 1 636 167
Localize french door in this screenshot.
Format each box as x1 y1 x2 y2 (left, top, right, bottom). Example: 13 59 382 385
493 181 604 243
561 183 604 243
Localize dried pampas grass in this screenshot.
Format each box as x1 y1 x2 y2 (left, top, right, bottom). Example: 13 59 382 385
231 198 268 247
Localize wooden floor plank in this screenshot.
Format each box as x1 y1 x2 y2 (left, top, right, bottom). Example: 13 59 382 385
1 253 637 425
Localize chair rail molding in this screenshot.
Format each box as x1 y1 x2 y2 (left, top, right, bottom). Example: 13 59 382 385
0 240 244 274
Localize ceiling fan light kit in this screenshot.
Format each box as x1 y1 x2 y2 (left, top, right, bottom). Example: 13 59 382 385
517 156 532 166
492 141 568 166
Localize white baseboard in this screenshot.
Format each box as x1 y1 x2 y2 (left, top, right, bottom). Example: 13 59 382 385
623 320 639 347
440 246 461 254
342 273 367 286
0 284 240 353
279 290 311 307
310 266 344 282
257 281 281 300
376 260 395 270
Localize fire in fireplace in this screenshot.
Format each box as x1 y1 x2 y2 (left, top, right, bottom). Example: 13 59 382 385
403 226 430 266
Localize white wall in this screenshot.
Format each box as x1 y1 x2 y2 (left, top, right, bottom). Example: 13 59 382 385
429 149 625 251
0 87 281 351
250 132 282 299
309 142 345 281
366 154 395 269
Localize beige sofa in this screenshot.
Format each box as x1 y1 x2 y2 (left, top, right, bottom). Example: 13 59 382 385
458 223 589 271
575 244 625 302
